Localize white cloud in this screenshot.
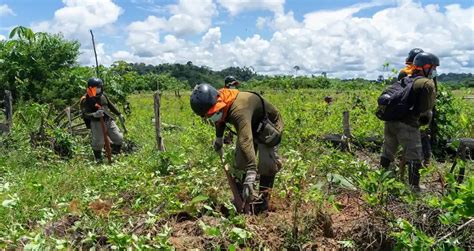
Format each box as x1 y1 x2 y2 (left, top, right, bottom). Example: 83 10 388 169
32 0 122 38
80 42 113 67
201 27 221 48
119 0 473 78
217 0 285 16
126 0 216 38
31 0 123 65
0 34 5 40
0 4 15 16
125 0 217 57
256 17 268 30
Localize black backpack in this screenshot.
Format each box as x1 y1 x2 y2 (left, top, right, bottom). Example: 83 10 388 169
375 76 419 121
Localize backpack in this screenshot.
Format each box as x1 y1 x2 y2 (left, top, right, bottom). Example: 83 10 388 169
375 76 419 121
248 92 282 147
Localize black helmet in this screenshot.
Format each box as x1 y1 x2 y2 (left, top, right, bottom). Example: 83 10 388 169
190 83 218 117
413 52 440 67
88 78 103 87
406 48 424 63
224 76 238 86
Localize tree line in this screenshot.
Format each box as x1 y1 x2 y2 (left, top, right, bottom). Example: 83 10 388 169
1 26 472 108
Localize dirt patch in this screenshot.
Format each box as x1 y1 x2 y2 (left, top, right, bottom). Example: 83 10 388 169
44 214 80 237
329 191 394 249
88 199 112 217
168 215 221 249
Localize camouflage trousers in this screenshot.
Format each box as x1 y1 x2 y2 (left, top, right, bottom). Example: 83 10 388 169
381 121 422 162
235 142 283 177
90 119 123 151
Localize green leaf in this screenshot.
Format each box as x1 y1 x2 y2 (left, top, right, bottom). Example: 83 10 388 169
327 173 356 190
2 199 17 208
191 194 208 204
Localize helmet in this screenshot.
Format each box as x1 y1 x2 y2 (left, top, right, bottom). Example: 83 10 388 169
413 52 440 67
190 83 219 117
406 48 424 63
224 76 238 86
88 78 103 87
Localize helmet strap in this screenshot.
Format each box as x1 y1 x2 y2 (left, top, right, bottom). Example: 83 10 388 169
422 67 430 77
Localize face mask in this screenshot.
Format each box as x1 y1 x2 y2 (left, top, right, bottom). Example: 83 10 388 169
429 69 437 79
96 87 102 94
208 111 223 123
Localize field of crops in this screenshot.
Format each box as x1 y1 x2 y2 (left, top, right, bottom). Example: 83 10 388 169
0 88 473 249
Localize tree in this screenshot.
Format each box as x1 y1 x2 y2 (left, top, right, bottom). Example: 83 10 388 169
293 65 300 76
0 26 81 106
377 75 384 83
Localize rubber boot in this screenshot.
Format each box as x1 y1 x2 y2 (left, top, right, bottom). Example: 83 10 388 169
408 161 422 193
111 144 121 155
93 150 103 163
380 156 391 170
254 175 275 214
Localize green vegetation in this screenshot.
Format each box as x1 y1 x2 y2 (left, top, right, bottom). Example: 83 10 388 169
0 26 473 249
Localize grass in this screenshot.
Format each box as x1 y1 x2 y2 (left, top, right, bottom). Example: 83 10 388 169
0 88 473 249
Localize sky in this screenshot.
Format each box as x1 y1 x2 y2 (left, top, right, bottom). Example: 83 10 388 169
0 0 473 79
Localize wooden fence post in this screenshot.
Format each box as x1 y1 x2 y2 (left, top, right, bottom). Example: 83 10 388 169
154 91 165 151
0 90 13 133
342 111 352 152
65 106 73 134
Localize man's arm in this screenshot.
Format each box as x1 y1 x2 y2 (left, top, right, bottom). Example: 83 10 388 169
416 79 436 114
234 114 258 172
80 98 96 119
215 122 226 138
265 101 283 133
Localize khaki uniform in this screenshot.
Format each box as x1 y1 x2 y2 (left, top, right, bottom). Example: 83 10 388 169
381 77 436 162
216 92 283 176
90 119 123 151
80 93 123 151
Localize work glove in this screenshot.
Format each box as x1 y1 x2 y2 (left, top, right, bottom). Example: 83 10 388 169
92 110 104 118
243 170 258 203
213 137 223 152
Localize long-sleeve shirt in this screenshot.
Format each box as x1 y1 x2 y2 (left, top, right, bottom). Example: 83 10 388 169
216 92 283 172
401 77 436 127
80 93 121 121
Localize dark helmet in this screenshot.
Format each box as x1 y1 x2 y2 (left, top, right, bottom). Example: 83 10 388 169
406 48 424 63
413 52 440 67
224 76 238 86
190 83 218 117
87 78 103 87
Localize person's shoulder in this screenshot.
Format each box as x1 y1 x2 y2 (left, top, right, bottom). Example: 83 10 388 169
413 77 434 90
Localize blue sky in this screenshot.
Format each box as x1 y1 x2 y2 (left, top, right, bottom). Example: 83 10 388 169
1 0 473 78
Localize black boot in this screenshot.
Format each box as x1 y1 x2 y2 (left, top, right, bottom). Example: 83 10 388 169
93 150 103 163
408 162 422 192
111 144 121 155
255 175 275 214
380 156 391 170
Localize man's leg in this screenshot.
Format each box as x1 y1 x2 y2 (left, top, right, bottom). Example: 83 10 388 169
381 122 399 171
107 120 123 154
256 144 282 213
233 145 250 207
90 120 104 163
397 123 423 191
420 130 431 167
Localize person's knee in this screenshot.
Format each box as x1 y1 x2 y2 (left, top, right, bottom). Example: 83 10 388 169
112 133 124 145
258 160 281 177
